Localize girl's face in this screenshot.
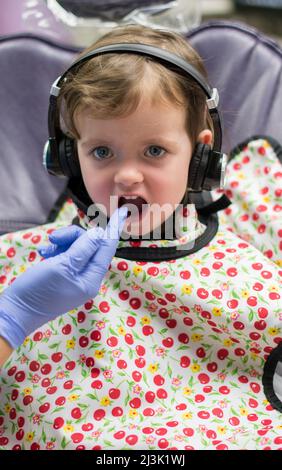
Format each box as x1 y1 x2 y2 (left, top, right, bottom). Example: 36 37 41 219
76 96 211 237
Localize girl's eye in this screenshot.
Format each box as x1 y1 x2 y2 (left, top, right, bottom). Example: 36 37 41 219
145 146 166 158
91 146 113 160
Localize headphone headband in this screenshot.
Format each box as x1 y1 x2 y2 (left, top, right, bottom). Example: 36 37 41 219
49 43 222 152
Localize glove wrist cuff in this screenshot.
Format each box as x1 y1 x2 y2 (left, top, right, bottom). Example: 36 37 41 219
0 308 26 350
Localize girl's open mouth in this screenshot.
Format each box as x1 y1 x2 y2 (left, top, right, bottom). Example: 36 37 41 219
118 196 149 220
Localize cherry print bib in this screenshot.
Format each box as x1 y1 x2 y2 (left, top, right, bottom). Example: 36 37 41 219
0 136 281 450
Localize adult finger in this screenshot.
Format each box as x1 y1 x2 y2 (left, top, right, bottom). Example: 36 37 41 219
48 225 85 245
65 207 128 274
83 206 128 274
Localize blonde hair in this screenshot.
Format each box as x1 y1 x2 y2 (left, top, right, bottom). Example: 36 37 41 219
58 24 213 147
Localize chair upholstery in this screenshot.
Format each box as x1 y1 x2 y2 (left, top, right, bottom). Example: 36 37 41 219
187 20 282 154
0 20 281 234
0 34 79 235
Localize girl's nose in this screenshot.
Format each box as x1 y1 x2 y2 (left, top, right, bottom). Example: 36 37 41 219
114 167 144 186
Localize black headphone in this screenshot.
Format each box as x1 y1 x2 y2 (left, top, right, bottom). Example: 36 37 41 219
43 43 227 195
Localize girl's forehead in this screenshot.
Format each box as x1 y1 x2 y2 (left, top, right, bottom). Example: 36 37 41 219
76 99 186 137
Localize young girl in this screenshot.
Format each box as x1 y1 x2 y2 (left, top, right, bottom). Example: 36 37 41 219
0 24 281 450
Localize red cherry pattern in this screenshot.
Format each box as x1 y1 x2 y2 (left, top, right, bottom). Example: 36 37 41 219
0 139 281 450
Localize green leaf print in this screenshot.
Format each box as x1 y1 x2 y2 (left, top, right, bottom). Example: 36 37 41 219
142 271 147 283
152 288 163 297
38 353 49 361
51 406 65 414
41 428 47 444
61 436 70 449
81 369 89 379
248 311 254 322
230 381 240 389
48 342 61 349
15 403 24 413
231 407 240 417
167 365 173 378
86 393 98 401
103 440 113 447
143 372 149 387
231 290 240 300
110 297 119 307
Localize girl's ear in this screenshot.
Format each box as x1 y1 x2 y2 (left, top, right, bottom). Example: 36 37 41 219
197 129 213 146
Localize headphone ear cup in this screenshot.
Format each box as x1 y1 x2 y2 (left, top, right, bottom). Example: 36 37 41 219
188 143 210 192
188 143 227 192
58 137 81 178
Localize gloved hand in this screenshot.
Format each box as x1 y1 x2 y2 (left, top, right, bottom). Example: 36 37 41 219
0 207 128 349
38 225 86 259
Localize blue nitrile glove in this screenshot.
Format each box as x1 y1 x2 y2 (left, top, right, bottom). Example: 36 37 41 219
0 207 128 349
38 225 86 259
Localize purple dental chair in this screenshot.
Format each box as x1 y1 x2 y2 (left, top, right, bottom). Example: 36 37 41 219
0 20 281 235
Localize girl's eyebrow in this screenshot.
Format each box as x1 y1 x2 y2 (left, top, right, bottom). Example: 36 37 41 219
80 139 112 148
81 137 179 148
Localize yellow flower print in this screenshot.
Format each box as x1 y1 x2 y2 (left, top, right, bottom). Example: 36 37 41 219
237 172 245 180
181 284 193 295
240 408 248 416
100 396 111 407
241 290 249 299
23 337 30 346
118 326 126 336
217 426 227 435
263 196 270 203
66 339 76 349
212 307 222 317
192 259 202 265
23 387 32 396
208 245 217 251
68 394 79 402
276 425 282 430
129 409 138 418
268 285 279 293
268 327 279 336
250 352 259 361
182 412 193 420
263 399 270 406
69 309 77 315
64 424 74 433
148 363 159 374
183 387 193 396
141 316 151 325
223 339 233 347
25 432 35 442
190 363 200 373
242 202 249 211
275 259 282 267
191 334 203 342
19 265 26 273
4 404 11 413
133 266 143 276
95 350 105 359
